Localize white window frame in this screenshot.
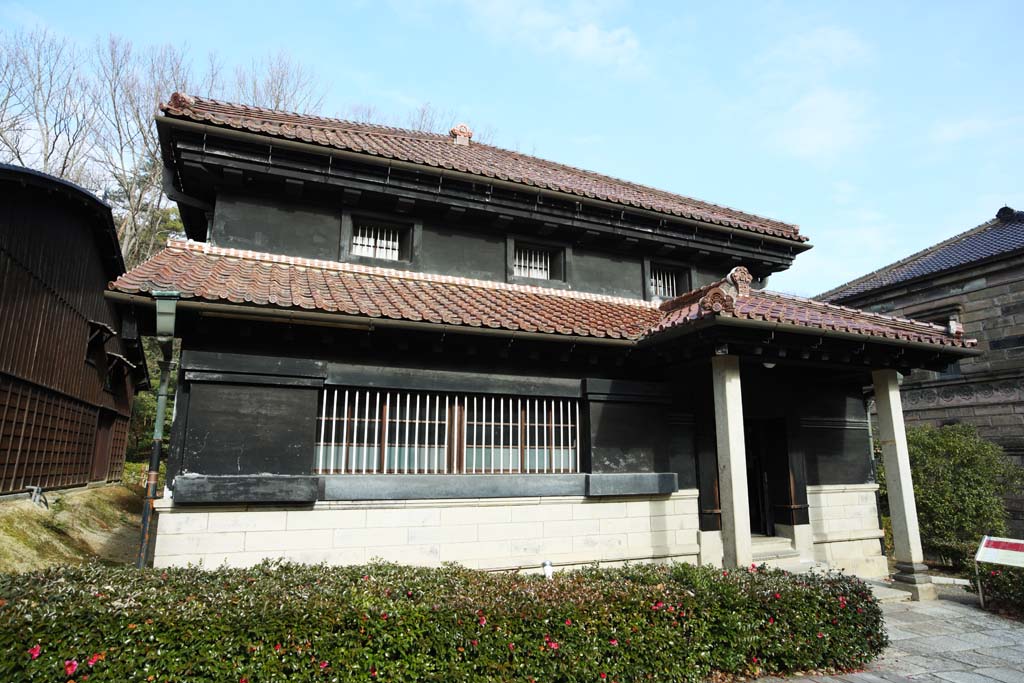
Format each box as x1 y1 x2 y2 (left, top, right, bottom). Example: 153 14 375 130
514 245 552 280
352 221 403 261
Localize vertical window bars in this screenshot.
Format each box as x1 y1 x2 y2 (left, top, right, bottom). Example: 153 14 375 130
514 245 552 280
650 266 679 299
352 222 402 261
315 388 580 475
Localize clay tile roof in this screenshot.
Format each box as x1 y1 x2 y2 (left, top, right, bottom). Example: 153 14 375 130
160 92 806 244
820 207 1024 302
110 247 974 351
110 239 663 341
648 267 976 348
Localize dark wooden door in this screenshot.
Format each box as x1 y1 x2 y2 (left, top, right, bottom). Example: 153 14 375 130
744 418 788 536
90 410 115 481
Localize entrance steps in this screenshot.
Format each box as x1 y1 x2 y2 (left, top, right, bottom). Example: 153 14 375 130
751 535 825 574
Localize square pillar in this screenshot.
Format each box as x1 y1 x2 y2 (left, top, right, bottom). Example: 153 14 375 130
712 355 752 568
872 369 936 600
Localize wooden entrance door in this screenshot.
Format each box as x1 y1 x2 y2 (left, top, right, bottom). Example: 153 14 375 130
90 410 115 482
744 418 789 536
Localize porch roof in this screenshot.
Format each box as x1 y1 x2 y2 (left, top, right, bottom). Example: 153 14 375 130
108 241 976 351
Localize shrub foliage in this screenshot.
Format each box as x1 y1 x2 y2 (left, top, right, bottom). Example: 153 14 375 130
0 561 887 682
878 424 1024 567
970 563 1024 616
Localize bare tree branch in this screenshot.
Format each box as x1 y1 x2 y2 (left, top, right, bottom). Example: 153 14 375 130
231 49 324 112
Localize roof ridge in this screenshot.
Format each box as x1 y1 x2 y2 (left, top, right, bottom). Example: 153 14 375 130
818 215 1004 301
161 92 806 241
166 238 658 309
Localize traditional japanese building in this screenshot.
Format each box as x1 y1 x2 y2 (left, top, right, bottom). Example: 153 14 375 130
1 164 148 494
821 207 1024 538
110 93 977 594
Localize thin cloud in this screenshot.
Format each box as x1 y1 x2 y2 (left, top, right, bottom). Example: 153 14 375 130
459 0 644 73
774 87 874 161
929 115 1019 145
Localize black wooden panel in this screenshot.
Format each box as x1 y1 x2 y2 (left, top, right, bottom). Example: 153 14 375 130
211 193 342 260
327 363 581 397
181 383 318 476
801 422 873 485
174 475 319 503
587 400 668 474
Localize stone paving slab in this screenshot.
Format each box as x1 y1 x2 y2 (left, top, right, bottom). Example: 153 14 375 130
753 591 1024 683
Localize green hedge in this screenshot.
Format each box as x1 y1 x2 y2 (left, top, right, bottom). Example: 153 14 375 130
971 563 1024 616
0 561 887 682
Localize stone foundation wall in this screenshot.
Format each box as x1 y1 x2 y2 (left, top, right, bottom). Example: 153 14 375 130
152 490 701 570
807 483 888 578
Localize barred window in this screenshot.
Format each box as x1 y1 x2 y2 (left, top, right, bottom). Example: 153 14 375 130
315 388 581 475
650 266 680 299
514 245 552 279
352 221 403 261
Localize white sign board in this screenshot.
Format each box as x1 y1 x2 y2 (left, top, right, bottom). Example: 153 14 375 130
975 535 1024 569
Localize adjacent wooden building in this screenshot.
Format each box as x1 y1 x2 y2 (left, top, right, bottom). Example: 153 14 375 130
110 94 977 593
0 164 148 494
822 207 1024 537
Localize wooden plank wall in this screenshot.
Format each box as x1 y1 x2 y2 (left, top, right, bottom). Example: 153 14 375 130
0 185 136 494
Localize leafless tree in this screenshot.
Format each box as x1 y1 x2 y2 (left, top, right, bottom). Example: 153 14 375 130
0 28 95 183
232 49 324 112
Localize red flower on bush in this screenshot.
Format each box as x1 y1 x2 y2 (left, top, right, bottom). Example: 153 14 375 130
65 660 79 676
274 643 282 652
768 617 774 625
609 638 618 646
479 616 487 626
240 678 248 683
752 656 759 663
320 660 329 669
87 652 104 667
600 674 607 679
774 593 781 599
370 665 377 677
471 640 478 647
548 641 560 650
27 644 41 659
817 632 824 639
508 643 515 651
565 618 572 625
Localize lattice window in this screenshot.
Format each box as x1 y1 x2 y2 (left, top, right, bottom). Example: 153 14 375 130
650 266 679 299
352 221 402 261
514 245 552 279
315 388 581 474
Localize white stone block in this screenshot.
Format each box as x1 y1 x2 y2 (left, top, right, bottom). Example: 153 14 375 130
543 519 599 539
599 516 650 535
208 511 288 533
334 526 408 548
572 502 626 520
650 514 683 531
369 544 440 565
244 529 333 552
573 533 626 553
366 507 441 528
156 532 245 557
286 509 367 530
477 522 543 542
439 540 511 562
408 525 479 544
441 506 511 526
282 547 366 566
516 503 573 522
156 512 209 534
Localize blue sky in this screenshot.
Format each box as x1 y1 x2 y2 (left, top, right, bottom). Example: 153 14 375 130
6 0 1022 295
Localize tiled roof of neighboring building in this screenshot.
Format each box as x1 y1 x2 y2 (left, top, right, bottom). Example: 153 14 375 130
159 93 807 243
820 207 1024 303
109 243 974 349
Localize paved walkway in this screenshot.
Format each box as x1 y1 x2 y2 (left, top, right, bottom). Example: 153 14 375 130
756 589 1024 683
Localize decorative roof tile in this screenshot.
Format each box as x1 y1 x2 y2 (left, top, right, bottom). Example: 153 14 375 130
820 207 1024 302
160 93 806 243
110 244 974 350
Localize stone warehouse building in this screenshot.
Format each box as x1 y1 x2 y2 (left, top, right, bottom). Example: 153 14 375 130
822 207 1024 537
109 94 976 595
